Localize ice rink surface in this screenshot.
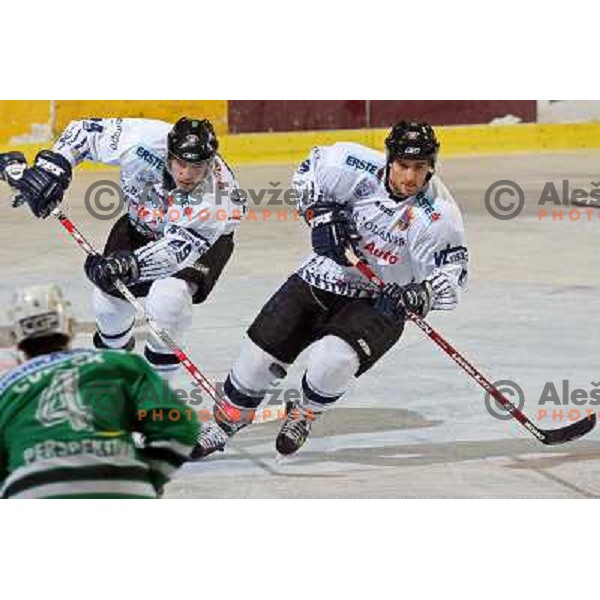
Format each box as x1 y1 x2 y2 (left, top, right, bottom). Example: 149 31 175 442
2 150 600 498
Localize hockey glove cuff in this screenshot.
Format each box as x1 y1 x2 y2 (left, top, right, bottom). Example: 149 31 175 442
309 203 362 267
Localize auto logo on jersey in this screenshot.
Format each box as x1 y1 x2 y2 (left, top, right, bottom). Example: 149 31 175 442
363 241 400 265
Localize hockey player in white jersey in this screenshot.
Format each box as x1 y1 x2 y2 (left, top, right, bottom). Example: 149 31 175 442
192 121 468 458
1 117 244 379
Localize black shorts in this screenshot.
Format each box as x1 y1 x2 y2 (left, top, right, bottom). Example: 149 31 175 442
102 215 234 304
247 274 405 377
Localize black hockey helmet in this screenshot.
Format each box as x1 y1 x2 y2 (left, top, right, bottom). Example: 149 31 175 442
168 117 218 163
384 121 440 201
385 121 440 166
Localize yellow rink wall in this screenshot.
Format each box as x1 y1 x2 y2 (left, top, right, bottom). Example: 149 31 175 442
1 101 599 168
53 100 228 135
0 101 52 141
0 100 228 143
220 122 600 164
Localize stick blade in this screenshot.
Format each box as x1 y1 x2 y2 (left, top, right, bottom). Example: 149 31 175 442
540 413 597 445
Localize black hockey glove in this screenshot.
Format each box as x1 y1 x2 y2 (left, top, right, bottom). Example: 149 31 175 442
373 281 434 321
309 203 361 267
400 281 433 317
0 151 28 185
84 251 140 294
14 150 72 218
0 151 30 208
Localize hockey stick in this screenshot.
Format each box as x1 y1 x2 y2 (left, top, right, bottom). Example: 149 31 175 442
0 182 216 397
50 206 279 474
52 208 222 401
345 248 596 445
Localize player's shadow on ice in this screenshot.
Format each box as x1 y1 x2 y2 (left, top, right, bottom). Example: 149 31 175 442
230 407 600 472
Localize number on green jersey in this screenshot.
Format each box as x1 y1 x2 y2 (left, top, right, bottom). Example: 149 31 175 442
36 368 94 432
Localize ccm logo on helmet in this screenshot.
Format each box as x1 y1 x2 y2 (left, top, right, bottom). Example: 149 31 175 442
19 312 60 335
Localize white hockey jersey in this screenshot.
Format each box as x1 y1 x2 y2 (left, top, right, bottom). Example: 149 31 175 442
293 143 468 311
53 118 244 278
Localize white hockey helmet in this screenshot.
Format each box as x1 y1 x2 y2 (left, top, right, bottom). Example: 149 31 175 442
8 284 74 348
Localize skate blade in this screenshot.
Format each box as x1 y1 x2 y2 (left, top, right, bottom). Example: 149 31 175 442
275 452 294 464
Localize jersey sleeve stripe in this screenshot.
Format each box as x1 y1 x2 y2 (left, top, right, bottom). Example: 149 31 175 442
2 464 150 499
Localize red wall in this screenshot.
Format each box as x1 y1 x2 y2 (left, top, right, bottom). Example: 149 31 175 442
229 100 536 133
229 101 366 133
370 100 536 127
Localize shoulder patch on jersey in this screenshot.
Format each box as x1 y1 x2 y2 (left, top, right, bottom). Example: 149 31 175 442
355 179 377 199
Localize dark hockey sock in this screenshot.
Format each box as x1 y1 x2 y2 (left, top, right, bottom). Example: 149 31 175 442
223 374 265 411
93 322 135 351
301 372 342 413
144 344 180 376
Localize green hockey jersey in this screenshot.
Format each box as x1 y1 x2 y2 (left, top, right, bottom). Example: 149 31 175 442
0 348 199 498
